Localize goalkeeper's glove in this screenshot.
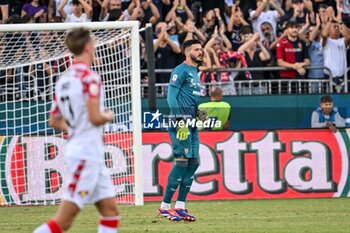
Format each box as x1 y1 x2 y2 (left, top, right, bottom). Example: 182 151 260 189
197 109 208 122
176 119 190 141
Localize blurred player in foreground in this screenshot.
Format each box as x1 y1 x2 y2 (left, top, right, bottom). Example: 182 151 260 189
157 39 206 222
34 28 119 233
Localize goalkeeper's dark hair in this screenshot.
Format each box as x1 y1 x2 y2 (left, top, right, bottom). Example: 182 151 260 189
182 39 201 53
65 27 91 56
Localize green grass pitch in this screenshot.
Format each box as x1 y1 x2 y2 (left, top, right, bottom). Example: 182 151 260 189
1 199 350 233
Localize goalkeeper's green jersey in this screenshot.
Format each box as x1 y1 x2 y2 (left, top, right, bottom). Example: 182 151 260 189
167 62 201 119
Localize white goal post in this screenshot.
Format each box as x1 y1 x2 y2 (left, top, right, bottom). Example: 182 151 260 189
0 22 143 206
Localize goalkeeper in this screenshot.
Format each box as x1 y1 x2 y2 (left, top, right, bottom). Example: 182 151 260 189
158 39 205 222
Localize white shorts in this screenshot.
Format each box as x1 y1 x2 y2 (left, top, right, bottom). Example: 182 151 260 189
63 159 115 209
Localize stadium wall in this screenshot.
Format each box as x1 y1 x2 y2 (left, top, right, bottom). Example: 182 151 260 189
142 94 350 130
1 94 350 134
1 129 350 205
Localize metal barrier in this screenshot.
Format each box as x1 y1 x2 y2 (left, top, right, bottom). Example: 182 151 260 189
141 79 332 97
141 66 334 97
344 67 350 93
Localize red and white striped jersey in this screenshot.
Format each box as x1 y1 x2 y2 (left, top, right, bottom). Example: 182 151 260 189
50 61 105 163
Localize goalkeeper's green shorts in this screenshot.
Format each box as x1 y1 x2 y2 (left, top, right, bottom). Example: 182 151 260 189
168 127 199 159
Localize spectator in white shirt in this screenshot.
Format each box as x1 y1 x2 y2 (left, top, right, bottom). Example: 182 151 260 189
58 0 92 22
322 17 350 90
47 0 73 21
250 0 284 38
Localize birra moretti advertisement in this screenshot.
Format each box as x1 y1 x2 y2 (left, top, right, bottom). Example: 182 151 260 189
1 129 350 205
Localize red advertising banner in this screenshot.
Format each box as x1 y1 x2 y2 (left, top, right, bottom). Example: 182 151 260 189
1 129 349 206
143 130 350 201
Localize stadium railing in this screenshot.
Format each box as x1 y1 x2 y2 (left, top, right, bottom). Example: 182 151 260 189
344 66 350 93
141 66 335 97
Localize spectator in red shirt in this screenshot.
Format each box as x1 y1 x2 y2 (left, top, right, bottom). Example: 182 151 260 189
276 20 310 93
276 21 310 78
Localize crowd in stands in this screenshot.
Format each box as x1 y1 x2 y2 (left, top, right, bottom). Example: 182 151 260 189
1 0 350 96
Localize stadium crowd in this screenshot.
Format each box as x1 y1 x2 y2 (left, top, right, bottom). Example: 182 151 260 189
1 0 350 96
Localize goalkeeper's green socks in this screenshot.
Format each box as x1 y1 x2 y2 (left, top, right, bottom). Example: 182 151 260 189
163 160 188 204
177 159 199 202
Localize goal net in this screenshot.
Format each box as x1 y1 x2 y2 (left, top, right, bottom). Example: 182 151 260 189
0 22 143 206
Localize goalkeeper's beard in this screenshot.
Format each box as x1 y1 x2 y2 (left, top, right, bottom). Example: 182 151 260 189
190 53 203 66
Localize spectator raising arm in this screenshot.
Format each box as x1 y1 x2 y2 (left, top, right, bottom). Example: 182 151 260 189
164 32 181 53
309 14 321 42
100 0 109 20
79 0 92 19
180 0 194 22
219 25 232 50
270 0 284 17
207 47 221 69
340 22 350 46
165 0 178 22
238 32 270 61
270 30 287 50
58 0 68 19
145 0 160 24
321 20 331 47
198 49 212 72
48 0 55 21
250 0 268 20
228 6 249 33
128 0 141 20
183 20 206 44
0 1 8 23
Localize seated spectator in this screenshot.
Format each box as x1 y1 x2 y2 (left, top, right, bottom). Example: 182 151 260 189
0 0 9 23
311 95 345 132
237 30 271 95
250 0 284 38
198 86 231 130
21 0 47 23
58 0 92 22
276 21 310 93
